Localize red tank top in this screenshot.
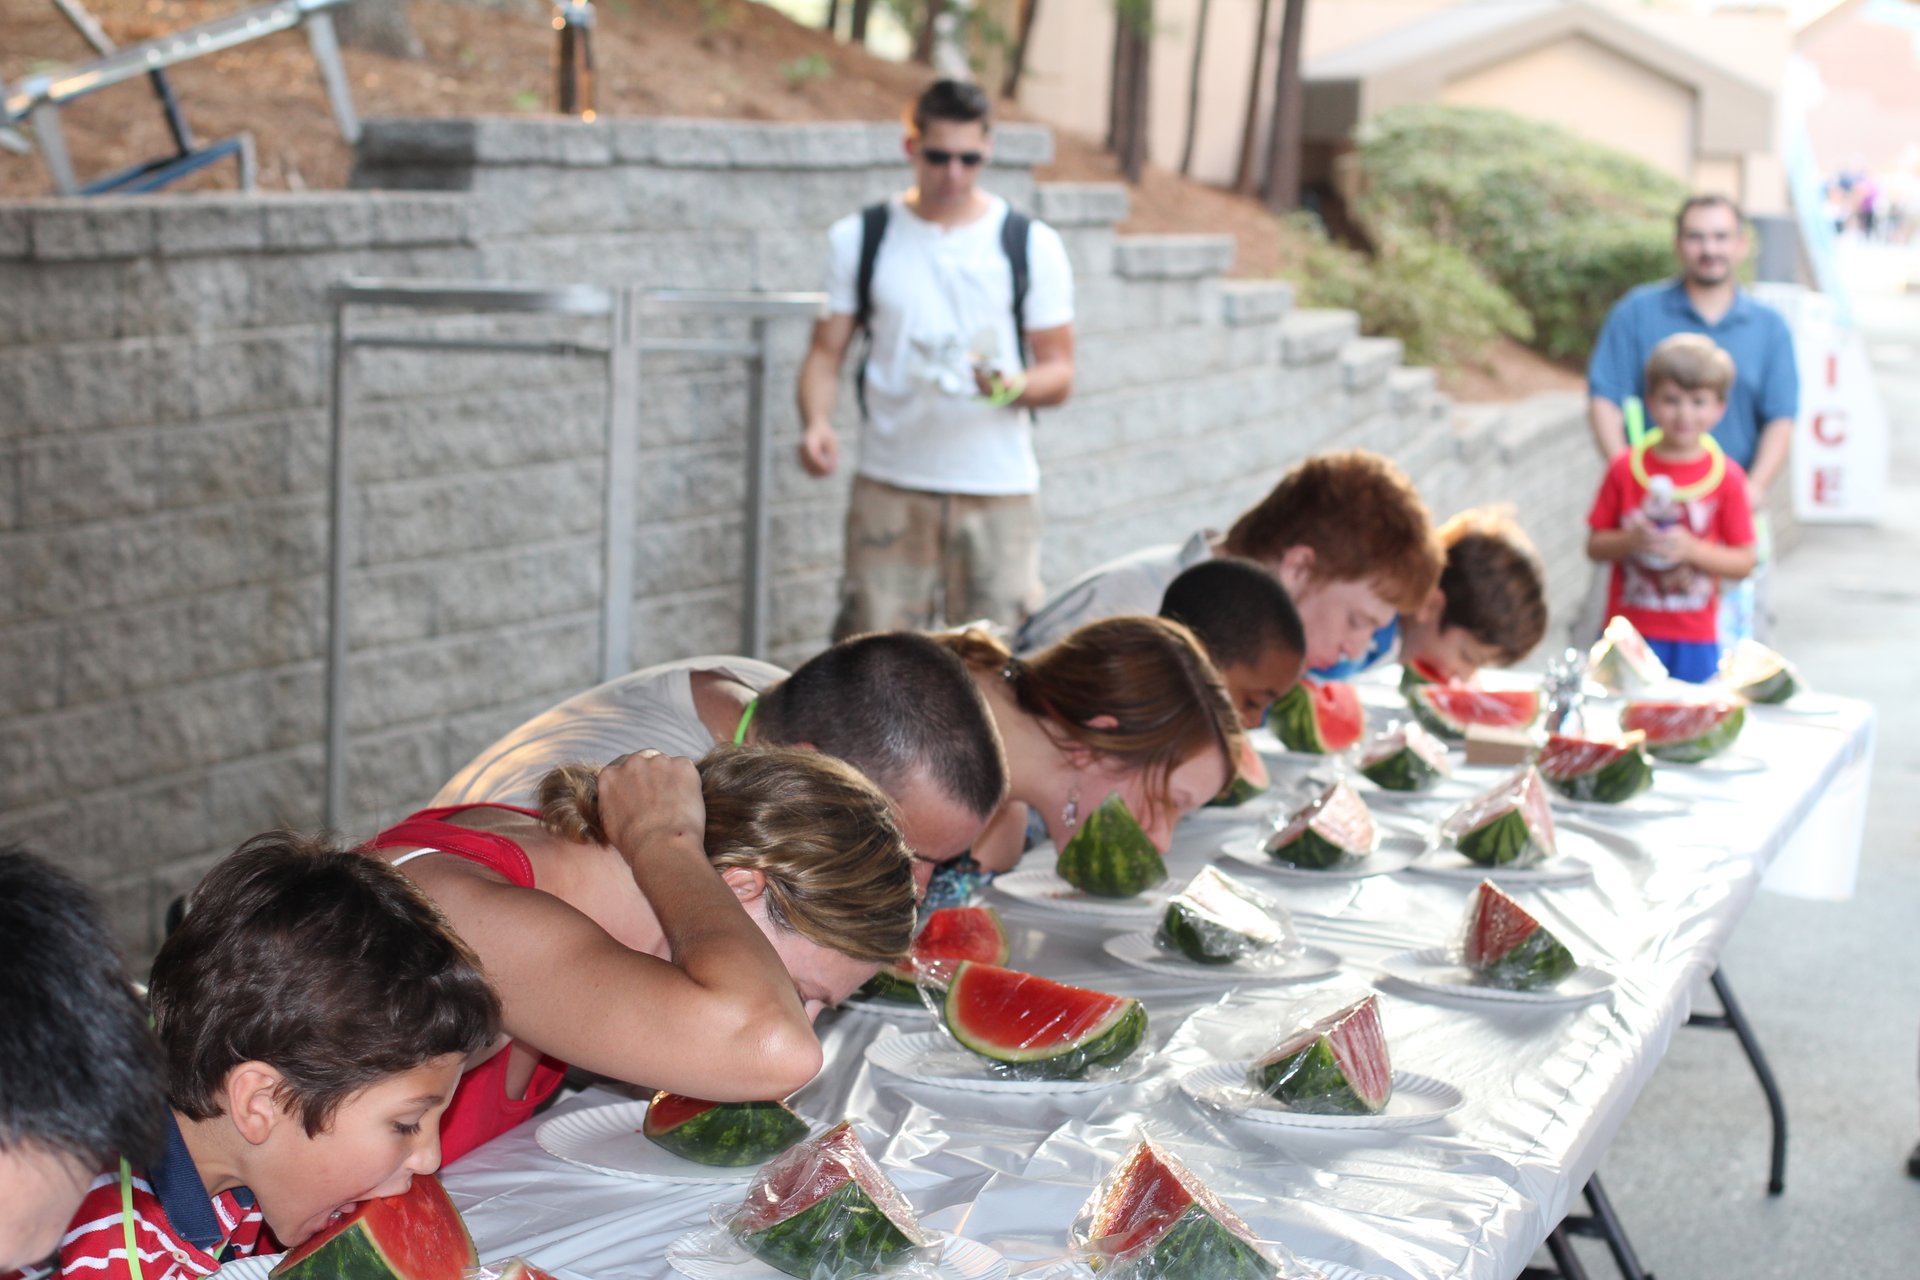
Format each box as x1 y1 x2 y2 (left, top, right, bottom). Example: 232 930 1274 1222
368 805 571 1165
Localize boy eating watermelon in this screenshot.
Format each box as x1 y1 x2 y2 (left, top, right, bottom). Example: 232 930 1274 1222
1397 506 1550 682
26 838 501 1280
1586 334 1757 682
1159 557 1307 727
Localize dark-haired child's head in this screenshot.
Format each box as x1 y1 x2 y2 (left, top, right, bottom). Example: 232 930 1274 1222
150 834 501 1247
1400 507 1549 680
0 847 166 1272
1160 557 1307 727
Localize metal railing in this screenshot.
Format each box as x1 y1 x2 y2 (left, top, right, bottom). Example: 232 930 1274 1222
323 278 824 828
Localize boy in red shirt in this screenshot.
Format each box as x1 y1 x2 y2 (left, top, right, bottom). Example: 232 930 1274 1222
1587 333 1758 682
19 836 500 1280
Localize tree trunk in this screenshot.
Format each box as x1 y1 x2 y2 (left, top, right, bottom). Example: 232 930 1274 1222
1002 0 1041 99
851 0 873 41
1122 2 1151 184
913 0 946 63
1262 0 1305 209
1178 0 1211 176
1107 9 1126 150
825 0 840 34
333 0 421 58
1232 0 1273 195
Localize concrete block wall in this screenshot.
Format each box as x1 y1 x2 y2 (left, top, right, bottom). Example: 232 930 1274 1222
0 117 1603 958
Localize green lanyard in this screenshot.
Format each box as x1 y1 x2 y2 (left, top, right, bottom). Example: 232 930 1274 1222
733 698 757 745
119 1157 230 1279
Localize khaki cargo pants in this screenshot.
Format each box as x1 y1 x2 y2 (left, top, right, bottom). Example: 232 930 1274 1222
831 475 1043 641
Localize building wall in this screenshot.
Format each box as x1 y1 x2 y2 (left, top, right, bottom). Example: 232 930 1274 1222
1438 34 1697 183
0 117 1605 959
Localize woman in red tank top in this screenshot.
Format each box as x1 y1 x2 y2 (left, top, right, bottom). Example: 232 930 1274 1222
366 746 915 1165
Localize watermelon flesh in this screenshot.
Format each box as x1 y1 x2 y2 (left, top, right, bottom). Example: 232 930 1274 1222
1621 699 1747 763
1252 995 1392 1115
860 905 1009 1003
1358 721 1452 792
1718 638 1799 704
272 1176 474 1280
1056 793 1168 898
1264 780 1378 869
1076 1140 1277 1279
1442 767 1557 867
1587 615 1668 694
642 1091 811 1167
942 961 1147 1080
1409 682 1541 741
1208 736 1273 808
1538 732 1653 805
1461 880 1578 991
1156 866 1296 965
1269 679 1365 753
729 1121 931 1280
490 1261 559 1280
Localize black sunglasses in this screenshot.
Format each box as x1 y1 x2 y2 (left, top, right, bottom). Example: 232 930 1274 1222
921 148 985 167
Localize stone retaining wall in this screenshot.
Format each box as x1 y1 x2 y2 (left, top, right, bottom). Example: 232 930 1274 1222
0 117 1607 956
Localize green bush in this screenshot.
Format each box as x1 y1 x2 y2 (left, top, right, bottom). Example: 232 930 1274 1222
1349 104 1688 360
1283 214 1533 369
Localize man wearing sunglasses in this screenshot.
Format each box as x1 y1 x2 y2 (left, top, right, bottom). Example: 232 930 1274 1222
797 78 1077 641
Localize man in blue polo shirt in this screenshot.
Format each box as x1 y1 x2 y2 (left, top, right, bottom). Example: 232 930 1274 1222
1588 195 1799 507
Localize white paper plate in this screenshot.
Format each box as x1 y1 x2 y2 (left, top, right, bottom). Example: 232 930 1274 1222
214 1255 282 1280
1219 834 1420 880
1181 1061 1463 1130
1378 948 1615 1008
1102 932 1342 984
989 866 1174 917
667 1230 1007 1280
536 1100 811 1183
864 1030 1149 1094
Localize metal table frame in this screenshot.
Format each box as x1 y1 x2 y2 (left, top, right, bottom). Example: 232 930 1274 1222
323 278 824 829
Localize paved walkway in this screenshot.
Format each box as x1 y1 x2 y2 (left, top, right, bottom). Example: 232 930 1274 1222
1564 278 1920 1275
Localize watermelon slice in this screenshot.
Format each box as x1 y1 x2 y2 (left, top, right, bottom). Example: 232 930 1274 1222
1076 1140 1277 1278
1251 995 1392 1115
1358 721 1452 792
1621 698 1747 763
942 961 1147 1080
1461 880 1578 991
729 1121 932 1280
1156 866 1294 965
1408 682 1542 742
860 905 1009 1003
1441 767 1557 867
1538 731 1653 805
641 1091 811 1167
1269 678 1364 753
1587 615 1668 694
492 1261 559 1280
1263 780 1378 869
1398 657 1447 693
1718 638 1799 705
272 1176 474 1280
1056 793 1168 898
1207 735 1273 808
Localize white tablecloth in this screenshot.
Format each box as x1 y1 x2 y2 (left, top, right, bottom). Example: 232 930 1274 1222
441 692 1875 1280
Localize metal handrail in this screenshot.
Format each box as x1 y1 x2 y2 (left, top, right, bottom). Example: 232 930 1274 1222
323 277 825 828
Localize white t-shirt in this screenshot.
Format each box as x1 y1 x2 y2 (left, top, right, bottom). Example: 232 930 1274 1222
824 194 1074 496
433 656 788 809
1013 531 1216 655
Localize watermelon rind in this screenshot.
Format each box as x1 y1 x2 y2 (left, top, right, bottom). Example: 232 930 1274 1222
1078 1141 1278 1280
1409 684 1542 742
1251 997 1392 1116
1479 923 1578 991
1102 1204 1277 1280
731 1122 930 1280
642 1093 811 1167
1443 768 1556 867
1587 615 1668 695
1056 793 1168 898
1538 733 1654 805
1264 780 1378 870
1269 679 1363 754
943 962 1147 1080
859 905 1009 1003
1719 638 1798 704
1357 722 1452 793
1155 867 1292 965
1207 738 1272 809
272 1176 475 1280
1622 700 1748 764
1397 658 1445 696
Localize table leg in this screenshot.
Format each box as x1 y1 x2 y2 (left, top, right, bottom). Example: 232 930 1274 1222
1686 965 1789 1194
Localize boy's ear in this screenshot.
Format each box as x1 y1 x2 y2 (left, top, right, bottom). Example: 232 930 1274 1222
1272 545 1316 592
225 1062 292 1148
1416 588 1446 624
719 866 768 905
1082 713 1120 731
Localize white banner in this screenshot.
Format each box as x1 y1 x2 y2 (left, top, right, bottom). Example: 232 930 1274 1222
1752 282 1889 524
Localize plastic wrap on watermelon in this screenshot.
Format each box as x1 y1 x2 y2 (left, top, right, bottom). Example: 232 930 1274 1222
1356 721 1452 792
933 960 1148 1081
697 1121 940 1280
857 905 1010 1005
1536 731 1653 805
1438 767 1557 867
1586 616 1668 695
1262 780 1379 870
1716 637 1801 705
1457 880 1578 991
1071 1138 1318 1279
1248 995 1393 1116
1154 866 1300 967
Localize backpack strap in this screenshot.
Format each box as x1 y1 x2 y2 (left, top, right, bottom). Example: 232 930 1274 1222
1002 207 1032 368
854 201 889 420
